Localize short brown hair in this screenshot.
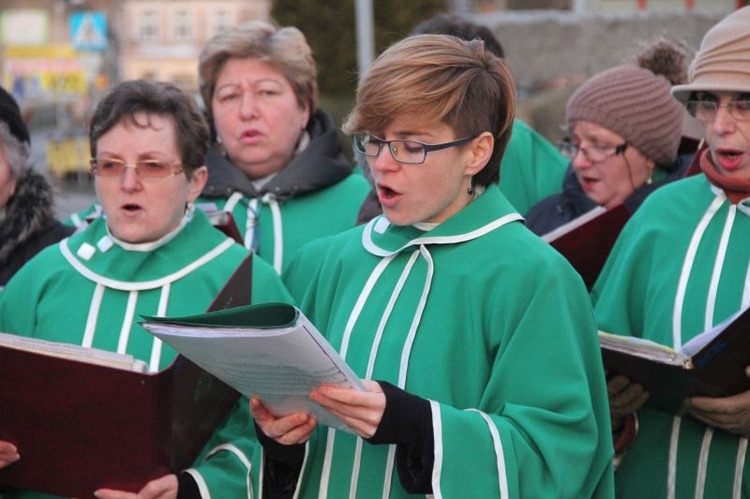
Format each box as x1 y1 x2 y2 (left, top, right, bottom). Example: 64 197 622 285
343 34 515 187
198 20 318 121
89 80 209 178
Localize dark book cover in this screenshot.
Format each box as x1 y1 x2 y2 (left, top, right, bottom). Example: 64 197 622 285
601 305 750 415
543 204 631 290
0 255 252 497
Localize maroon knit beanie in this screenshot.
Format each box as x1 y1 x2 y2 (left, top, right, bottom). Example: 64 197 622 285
566 65 683 166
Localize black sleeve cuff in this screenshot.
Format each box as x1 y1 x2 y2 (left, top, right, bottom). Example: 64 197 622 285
367 381 430 446
366 381 434 493
176 472 201 499
254 421 304 498
254 420 305 468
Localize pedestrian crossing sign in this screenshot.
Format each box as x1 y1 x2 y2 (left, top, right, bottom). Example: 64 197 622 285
70 11 107 52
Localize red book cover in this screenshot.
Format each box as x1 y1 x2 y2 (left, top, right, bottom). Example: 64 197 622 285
199 207 244 245
543 204 631 290
0 255 252 497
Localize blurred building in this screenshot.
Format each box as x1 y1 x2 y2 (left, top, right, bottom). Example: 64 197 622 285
0 0 269 119
0 0 268 179
120 0 270 95
477 0 741 11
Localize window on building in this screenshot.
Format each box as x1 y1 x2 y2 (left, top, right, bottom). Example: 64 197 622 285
210 10 233 37
137 10 159 41
173 10 192 41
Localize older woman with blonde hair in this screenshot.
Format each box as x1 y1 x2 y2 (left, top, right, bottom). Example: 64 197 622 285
196 20 370 274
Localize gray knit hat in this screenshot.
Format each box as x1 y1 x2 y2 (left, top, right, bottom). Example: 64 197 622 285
672 7 750 104
566 65 684 166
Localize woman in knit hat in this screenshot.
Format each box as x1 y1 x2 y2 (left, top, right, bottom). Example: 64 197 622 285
0 85 73 288
525 62 688 235
591 7 750 498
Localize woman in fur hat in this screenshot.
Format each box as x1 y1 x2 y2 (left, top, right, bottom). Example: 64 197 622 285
0 86 73 288
592 7 750 497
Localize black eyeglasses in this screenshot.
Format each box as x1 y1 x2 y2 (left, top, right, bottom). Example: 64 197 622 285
353 134 475 165
686 99 750 122
558 139 628 163
89 158 185 179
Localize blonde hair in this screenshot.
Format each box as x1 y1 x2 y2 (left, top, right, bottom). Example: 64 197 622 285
198 20 318 119
344 34 515 186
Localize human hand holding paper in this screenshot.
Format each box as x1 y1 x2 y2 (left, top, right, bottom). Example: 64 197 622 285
309 380 385 439
686 366 750 435
250 396 318 445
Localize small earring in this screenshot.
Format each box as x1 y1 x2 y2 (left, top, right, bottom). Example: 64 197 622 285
185 201 195 222
467 177 475 196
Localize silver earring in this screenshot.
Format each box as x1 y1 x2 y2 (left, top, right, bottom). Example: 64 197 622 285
185 201 195 222
467 177 475 196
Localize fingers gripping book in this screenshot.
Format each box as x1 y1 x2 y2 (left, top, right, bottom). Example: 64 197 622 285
600 304 750 414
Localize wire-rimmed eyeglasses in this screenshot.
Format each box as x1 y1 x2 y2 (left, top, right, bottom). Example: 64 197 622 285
558 139 628 163
89 158 185 179
686 99 750 122
353 134 475 165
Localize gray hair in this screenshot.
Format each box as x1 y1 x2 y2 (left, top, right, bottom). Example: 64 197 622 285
0 122 31 179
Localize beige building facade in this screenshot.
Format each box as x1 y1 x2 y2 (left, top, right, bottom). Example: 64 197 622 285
119 0 270 94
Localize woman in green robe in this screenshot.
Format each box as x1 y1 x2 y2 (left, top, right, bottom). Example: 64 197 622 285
195 21 371 274
591 7 750 497
0 80 292 498
249 34 614 498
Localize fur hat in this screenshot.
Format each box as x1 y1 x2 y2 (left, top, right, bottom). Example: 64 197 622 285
0 86 30 146
566 65 684 166
672 7 750 103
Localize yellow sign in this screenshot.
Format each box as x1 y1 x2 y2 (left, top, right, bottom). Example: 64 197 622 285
40 70 87 95
47 136 90 177
5 45 75 59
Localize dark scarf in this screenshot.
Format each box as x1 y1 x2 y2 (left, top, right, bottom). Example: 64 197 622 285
699 148 750 204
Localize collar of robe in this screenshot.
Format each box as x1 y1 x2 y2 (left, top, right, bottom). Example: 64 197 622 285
104 205 193 252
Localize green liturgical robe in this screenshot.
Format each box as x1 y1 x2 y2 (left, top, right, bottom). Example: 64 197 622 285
499 119 568 214
592 174 750 498
0 210 292 498
196 171 370 274
275 185 614 498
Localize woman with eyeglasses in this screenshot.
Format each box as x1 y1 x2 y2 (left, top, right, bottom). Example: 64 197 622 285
0 80 292 497
248 34 614 498
524 58 690 236
591 7 750 498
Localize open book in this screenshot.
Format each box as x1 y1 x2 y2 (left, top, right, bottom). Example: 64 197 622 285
0 331 148 372
141 302 365 432
543 204 631 290
600 305 750 414
0 254 252 497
